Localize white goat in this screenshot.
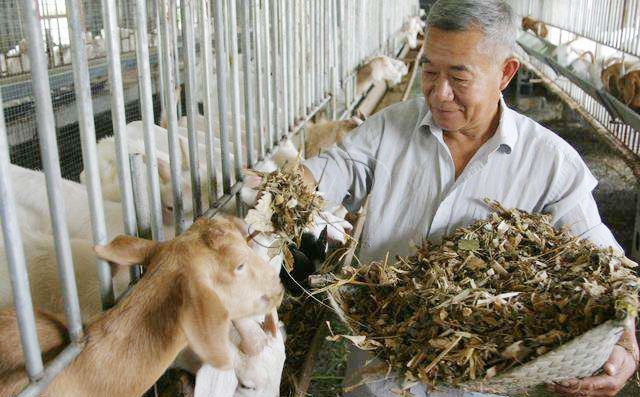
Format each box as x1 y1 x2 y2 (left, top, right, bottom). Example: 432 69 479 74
8 164 173 240
81 120 301 224
551 37 580 67
0 230 130 321
0 217 284 397
399 16 425 49
194 309 286 397
6 39 29 75
568 51 604 89
356 55 408 96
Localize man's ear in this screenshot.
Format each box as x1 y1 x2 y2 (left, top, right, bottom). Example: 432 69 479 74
94 235 157 267
500 57 521 91
182 278 234 370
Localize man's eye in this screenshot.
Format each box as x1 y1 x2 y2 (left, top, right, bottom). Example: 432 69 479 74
423 71 438 78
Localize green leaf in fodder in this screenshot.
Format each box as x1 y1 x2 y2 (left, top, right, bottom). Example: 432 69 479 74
458 239 480 251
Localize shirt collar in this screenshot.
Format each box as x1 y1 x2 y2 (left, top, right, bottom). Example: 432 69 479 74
419 96 518 154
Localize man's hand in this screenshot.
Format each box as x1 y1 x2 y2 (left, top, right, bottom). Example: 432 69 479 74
548 330 639 397
240 164 317 207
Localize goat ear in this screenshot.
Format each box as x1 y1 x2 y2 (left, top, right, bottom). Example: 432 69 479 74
182 279 234 370
157 159 171 183
93 235 157 267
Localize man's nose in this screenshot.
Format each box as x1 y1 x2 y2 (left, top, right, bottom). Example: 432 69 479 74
431 76 454 103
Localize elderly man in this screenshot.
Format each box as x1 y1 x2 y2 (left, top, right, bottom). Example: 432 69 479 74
299 0 640 396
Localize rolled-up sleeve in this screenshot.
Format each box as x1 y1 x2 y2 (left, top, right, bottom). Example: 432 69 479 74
303 114 384 213
542 153 623 253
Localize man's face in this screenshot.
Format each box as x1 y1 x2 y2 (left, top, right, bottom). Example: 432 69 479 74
421 27 507 133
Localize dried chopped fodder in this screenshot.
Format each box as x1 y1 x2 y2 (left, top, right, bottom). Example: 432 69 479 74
245 163 324 244
326 200 639 388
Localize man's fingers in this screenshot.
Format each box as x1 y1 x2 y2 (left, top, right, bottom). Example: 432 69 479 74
550 375 618 396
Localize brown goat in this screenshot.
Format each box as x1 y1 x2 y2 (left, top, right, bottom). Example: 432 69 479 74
521 16 548 38
304 117 363 157
601 61 626 98
0 216 283 397
620 70 640 111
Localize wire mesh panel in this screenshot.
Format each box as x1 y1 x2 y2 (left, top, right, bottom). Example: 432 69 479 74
0 0 163 181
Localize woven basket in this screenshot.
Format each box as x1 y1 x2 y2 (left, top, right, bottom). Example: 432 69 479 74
327 287 629 396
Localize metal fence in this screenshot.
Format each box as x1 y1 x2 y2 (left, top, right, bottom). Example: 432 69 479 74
0 0 420 395
508 0 640 156
511 0 640 58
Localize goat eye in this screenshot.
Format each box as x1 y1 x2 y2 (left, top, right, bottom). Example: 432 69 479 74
235 262 245 272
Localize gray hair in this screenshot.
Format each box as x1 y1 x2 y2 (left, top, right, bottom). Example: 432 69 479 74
426 0 518 59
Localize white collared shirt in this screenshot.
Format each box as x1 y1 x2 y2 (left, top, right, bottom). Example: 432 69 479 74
303 97 622 262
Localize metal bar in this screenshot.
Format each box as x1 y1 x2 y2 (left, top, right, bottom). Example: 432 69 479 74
171 0 181 119
16 342 84 397
23 0 84 341
181 0 203 219
213 0 233 194
309 0 316 107
102 0 138 238
129 154 147 280
292 95 332 135
280 0 290 136
263 0 274 151
158 0 186 233
134 0 164 241
292 0 300 124
227 0 244 179
130 154 151 239
301 0 308 113
253 0 266 160
269 0 279 145
241 0 256 168
203 180 244 218
318 0 327 97
287 0 295 128
66 0 113 308
155 0 167 119
0 89 44 380
200 0 219 203
331 0 339 119
314 0 320 104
